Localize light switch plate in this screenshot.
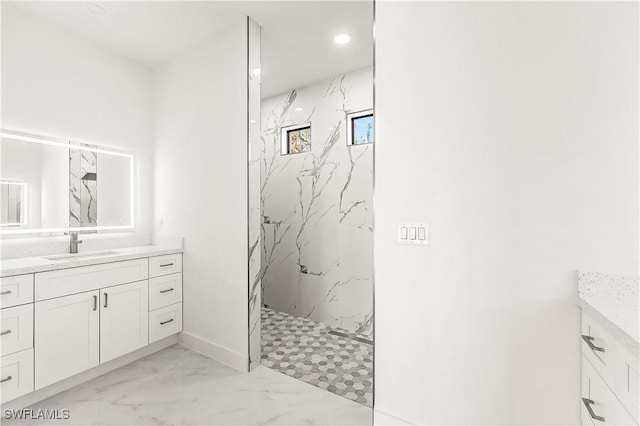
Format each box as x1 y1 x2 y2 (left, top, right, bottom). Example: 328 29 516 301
397 222 429 245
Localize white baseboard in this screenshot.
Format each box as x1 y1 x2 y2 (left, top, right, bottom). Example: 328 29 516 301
2 335 178 411
374 408 416 425
178 331 247 372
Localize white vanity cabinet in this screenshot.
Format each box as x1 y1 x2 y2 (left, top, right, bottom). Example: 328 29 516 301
34 280 150 389
580 310 639 426
35 291 100 389
0 250 183 404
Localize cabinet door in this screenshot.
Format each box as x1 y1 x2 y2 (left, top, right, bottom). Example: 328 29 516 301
100 280 148 363
35 291 99 389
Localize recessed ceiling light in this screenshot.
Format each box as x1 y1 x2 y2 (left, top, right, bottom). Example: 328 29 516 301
87 2 106 15
294 107 303 112
252 68 261 76
334 33 351 45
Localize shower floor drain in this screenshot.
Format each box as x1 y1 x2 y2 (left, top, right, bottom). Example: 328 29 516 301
327 329 373 345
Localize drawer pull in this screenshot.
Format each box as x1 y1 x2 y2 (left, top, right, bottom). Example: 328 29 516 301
0 290 12 295
93 295 98 311
160 318 174 325
582 398 605 422
159 288 175 294
104 293 108 308
1 375 12 384
0 330 11 336
160 263 174 268
582 335 605 353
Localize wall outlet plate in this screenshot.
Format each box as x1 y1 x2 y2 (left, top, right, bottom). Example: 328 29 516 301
397 222 429 245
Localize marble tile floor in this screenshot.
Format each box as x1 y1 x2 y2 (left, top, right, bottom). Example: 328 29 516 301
261 308 373 407
4 345 371 425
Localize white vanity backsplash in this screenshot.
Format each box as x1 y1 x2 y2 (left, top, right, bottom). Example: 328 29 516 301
0 233 153 260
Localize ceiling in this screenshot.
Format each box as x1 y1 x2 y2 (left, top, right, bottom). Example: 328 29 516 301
7 1 373 99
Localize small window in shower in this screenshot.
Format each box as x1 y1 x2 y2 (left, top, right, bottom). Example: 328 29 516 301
281 123 311 155
347 109 374 146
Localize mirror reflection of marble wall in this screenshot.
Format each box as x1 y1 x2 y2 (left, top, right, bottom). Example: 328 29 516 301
260 68 374 337
0 131 133 234
69 144 98 227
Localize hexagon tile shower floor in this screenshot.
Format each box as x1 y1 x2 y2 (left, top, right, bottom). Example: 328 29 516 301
261 307 373 407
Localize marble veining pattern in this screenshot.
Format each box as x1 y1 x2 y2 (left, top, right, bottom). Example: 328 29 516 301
69 144 97 228
261 307 373 407
3 345 371 425
260 68 373 337
578 271 639 351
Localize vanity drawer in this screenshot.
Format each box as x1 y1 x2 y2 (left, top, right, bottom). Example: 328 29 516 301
0 274 33 309
582 354 636 425
1 348 34 403
149 303 182 343
35 258 149 301
149 273 183 311
149 254 182 278
582 310 615 387
1 304 33 357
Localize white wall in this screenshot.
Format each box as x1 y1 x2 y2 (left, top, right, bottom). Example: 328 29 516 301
152 20 249 370
1 4 153 234
375 2 638 425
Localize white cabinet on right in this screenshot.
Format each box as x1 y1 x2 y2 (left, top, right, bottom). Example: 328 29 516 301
35 291 100 390
148 254 183 344
580 310 639 426
100 280 149 363
579 272 638 426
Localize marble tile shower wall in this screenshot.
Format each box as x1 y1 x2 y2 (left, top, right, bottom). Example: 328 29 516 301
259 68 373 338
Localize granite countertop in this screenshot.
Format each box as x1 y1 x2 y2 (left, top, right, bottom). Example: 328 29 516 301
0 244 183 277
578 271 639 353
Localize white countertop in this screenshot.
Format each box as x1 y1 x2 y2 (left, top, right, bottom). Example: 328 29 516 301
578 271 639 353
0 244 183 277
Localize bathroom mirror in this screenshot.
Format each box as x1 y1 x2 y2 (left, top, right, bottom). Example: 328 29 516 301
0 130 134 235
0 181 27 226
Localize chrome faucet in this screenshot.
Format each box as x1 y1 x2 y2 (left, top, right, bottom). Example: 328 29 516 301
69 232 83 254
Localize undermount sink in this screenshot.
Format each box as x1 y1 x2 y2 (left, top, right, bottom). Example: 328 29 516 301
45 250 118 262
